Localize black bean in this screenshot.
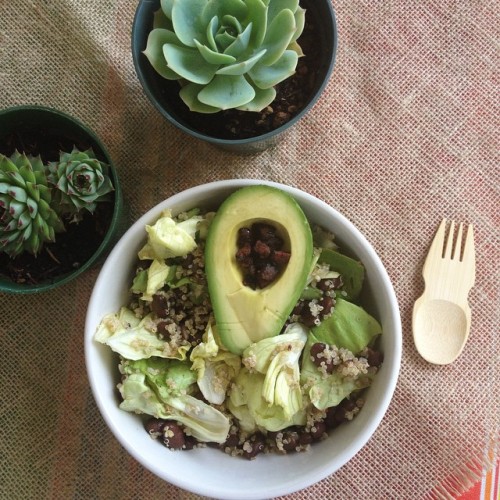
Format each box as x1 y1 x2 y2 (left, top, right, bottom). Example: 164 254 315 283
223 433 240 448
235 222 288 289
256 262 279 288
145 418 165 439
325 406 343 428
281 430 299 451
253 240 271 258
364 347 384 367
242 435 265 460
183 436 198 450
271 250 291 266
237 227 252 246
235 242 251 261
309 421 326 440
300 307 317 327
310 342 328 360
319 295 334 316
151 294 169 318
298 432 313 446
162 422 186 450
310 343 335 373
252 223 276 241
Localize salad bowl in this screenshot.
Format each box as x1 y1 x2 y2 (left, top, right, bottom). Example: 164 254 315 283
85 179 401 499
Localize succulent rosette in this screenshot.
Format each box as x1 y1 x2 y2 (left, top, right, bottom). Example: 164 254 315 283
0 151 64 257
47 148 114 215
144 0 306 113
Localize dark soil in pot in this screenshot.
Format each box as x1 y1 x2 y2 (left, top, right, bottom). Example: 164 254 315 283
0 126 114 285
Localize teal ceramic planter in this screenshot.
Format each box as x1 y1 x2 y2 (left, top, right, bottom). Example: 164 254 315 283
0 105 124 294
132 0 337 153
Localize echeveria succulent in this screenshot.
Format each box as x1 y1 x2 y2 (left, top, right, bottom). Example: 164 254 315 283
0 151 64 257
47 148 114 215
144 0 305 113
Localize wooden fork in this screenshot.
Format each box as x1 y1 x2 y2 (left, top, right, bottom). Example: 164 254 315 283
412 219 476 364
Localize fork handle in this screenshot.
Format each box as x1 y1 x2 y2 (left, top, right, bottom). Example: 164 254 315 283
422 264 474 305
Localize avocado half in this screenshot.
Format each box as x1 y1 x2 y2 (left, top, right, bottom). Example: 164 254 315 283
205 185 313 354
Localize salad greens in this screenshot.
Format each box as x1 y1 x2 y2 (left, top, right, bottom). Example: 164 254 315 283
95 204 383 453
119 357 230 443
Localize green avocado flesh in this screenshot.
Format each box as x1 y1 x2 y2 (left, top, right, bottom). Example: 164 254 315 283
205 185 314 354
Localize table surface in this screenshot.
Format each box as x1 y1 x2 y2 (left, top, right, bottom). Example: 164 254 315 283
1 1 498 499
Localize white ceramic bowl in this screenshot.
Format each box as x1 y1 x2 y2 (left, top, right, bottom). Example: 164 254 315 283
85 179 401 499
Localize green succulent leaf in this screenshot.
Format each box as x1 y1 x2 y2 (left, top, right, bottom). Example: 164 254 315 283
222 15 243 35
224 22 252 57
202 0 247 26
18 164 36 185
171 0 207 48
153 7 173 30
267 0 298 23
244 0 268 47
0 155 17 176
216 48 266 75
17 210 32 229
160 0 174 19
37 184 51 204
6 171 26 189
198 74 255 109
249 49 298 89
26 197 38 218
215 31 236 51
292 6 305 42
163 43 217 84
179 82 222 113
194 39 236 65
205 15 219 52
9 199 25 219
144 29 182 80
259 8 296 66
6 186 27 203
236 85 275 111
287 40 304 57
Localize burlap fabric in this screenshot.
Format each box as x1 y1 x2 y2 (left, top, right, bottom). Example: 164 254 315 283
1 1 498 498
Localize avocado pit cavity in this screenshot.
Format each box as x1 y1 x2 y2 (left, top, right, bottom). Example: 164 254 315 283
235 222 291 289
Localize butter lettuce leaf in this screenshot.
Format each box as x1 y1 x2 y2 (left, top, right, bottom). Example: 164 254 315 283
119 357 230 443
300 334 374 410
317 248 365 300
312 297 381 353
227 324 308 431
300 298 381 410
95 309 190 360
138 210 202 260
145 259 171 298
190 322 241 404
228 368 306 433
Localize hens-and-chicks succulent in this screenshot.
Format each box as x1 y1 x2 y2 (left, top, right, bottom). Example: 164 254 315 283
0 149 113 257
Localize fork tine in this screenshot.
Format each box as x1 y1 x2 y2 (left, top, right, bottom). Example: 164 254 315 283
443 220 455 259
428 219 447 261
452 223 464 260
462 224 475 265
